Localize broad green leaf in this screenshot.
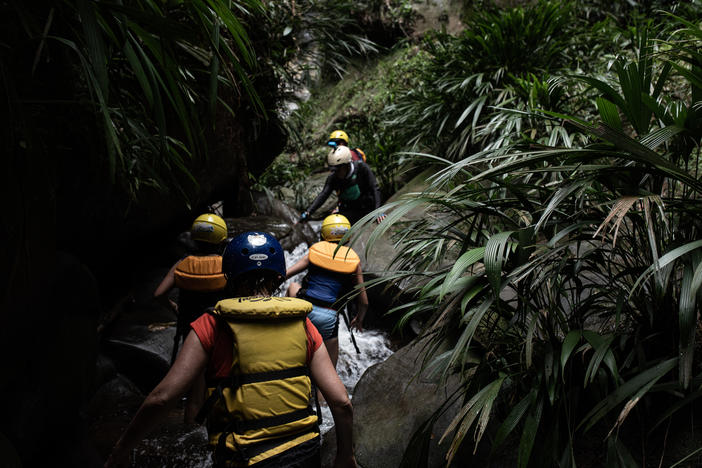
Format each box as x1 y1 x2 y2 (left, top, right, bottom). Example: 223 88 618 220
596 97 622 131
485 231 515 295
492 389 536 449
440 247 485 301
631 240 702 296
518 396 543 468
678 262 697 389
579 358 677 432
442 374 507 465
560 330 582 375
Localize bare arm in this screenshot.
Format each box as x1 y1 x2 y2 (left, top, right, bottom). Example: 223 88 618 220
350 265 368 332
286 254 310 279
105 331 208 467
154 261 180 312
310 344 356 468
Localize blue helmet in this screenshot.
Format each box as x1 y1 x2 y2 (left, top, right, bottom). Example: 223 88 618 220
222 231 286 281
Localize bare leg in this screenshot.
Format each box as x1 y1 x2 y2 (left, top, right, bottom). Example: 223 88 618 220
325 337 339 369
287 282 301 297
184 371 206 424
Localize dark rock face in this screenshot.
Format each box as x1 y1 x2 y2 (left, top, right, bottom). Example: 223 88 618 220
0 252 101 466
104 323 176 392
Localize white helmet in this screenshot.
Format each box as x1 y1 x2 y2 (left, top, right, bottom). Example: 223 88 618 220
327 146 352 166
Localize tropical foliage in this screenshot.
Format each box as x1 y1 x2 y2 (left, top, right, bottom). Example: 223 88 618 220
351 4 702 467
3 0 378 206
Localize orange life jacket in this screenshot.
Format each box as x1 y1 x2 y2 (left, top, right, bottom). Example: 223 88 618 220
174 255 226 292
308 241 360 274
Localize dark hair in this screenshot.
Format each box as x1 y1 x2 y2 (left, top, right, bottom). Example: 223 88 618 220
193 239 224 255
227 270 282 297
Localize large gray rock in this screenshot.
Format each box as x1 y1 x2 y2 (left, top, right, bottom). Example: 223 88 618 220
352 335 465 468
104 320 176 392
251 190 318 246
102 268 178 391
304 171 339 218
350 168 435 275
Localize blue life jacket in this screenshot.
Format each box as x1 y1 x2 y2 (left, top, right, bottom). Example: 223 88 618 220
302 265 350 308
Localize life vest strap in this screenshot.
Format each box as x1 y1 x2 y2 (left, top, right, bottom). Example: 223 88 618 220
197 366 310 425
234 407 315 434
214 430 321 467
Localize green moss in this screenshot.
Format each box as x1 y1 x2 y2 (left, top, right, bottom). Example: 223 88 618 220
259 44 432 202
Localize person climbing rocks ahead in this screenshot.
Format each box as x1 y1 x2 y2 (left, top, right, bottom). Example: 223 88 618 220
286 214 369 368
326 129 366 163
299 146 385 225
153 213 228 365
105 231 356 468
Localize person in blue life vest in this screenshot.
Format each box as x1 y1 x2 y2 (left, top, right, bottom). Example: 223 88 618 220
299 146 386 225
286 214 369 368
154 213 228 365
105 231 356 468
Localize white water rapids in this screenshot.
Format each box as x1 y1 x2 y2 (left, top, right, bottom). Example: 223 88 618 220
134 239 394 465
279 240 395 434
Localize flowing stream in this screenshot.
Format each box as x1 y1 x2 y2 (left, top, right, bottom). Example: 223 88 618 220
128 239 393 466
280 241 395 434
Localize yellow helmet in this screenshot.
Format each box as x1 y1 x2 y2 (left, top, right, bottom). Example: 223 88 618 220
321 214 351 241
190 213 227 244
327 146 352 166
328 130 349 143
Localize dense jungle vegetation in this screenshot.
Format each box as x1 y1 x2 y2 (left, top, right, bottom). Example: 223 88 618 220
4 0 702 466
267 0 702 466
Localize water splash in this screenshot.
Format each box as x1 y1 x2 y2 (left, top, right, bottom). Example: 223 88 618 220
318 317 393 434
278 239 394 434
135 239 393 465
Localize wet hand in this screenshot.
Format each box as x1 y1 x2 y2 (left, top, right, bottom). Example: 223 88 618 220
375 213 386 223
350 316 364 332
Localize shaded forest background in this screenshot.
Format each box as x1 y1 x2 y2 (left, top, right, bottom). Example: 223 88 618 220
3 0 702 467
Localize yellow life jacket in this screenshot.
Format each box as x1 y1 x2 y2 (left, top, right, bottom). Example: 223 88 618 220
200 297 319 467
174 255 226 292
308 241 360 274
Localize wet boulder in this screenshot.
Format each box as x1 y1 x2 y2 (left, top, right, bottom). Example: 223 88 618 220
104 318 176 392
251 190 318 246
102 270 178 392
352 335 473 468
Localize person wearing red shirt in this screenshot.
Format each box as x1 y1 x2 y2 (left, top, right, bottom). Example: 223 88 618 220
105 232 355 468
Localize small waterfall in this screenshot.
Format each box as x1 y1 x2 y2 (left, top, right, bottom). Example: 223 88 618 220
127 237 393 466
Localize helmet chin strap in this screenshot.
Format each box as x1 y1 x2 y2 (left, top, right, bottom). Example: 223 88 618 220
346 161 355 179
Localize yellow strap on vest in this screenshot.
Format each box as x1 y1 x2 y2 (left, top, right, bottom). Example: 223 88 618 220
214 296 312 320
308 241 360 274
174 255 226 292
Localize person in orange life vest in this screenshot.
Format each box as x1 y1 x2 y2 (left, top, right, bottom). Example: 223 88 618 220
154 214 228 365
286 214 369 368
105 232 356 468
299 146 386 225
326 129 366 163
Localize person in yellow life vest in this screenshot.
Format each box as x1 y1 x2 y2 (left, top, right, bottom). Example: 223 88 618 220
286 214 369 368
154 213 228 364
105 232 356 468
